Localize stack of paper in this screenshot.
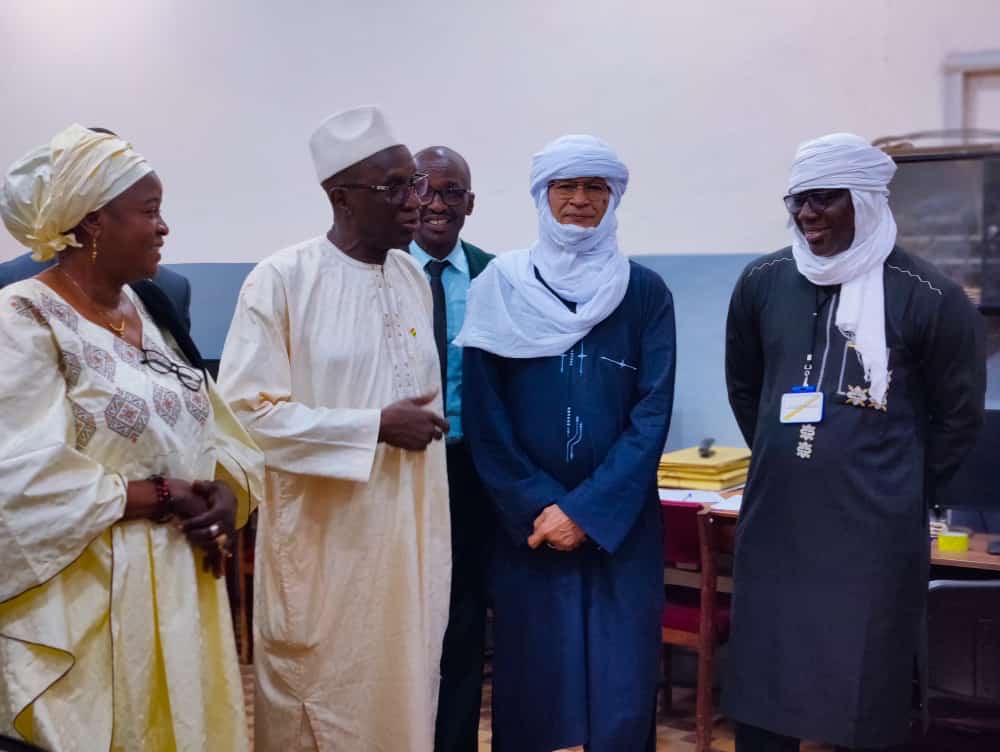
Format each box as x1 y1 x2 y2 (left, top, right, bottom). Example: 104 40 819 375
658 489 724 505
658 446 750 491
713 494 743 512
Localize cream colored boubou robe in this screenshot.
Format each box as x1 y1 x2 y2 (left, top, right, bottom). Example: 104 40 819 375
218 238 451 752
0 280 263 752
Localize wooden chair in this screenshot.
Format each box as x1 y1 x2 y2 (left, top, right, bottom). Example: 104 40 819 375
660 500 733 752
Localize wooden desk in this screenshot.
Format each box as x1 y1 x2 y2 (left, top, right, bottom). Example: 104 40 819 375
931 534 1000 572
706 507 1000 573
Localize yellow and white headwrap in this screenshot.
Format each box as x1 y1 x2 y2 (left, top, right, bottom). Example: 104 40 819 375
0 124 151 262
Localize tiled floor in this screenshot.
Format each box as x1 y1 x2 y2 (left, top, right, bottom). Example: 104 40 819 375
242 664 255 748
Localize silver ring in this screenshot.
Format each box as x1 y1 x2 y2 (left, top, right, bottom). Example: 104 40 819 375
209 523 220 537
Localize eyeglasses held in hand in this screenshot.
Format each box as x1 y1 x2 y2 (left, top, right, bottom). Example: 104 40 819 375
548 180 611 202
782 189 849 215
141 348 204 392
329 172 430 207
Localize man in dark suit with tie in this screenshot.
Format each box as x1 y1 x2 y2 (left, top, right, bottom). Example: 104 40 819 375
0 250 192 331
408 145 494 752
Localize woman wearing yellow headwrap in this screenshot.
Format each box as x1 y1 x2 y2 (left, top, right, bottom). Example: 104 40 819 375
0 125 263 751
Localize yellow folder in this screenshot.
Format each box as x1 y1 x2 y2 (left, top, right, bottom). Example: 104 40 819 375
659 446 750 472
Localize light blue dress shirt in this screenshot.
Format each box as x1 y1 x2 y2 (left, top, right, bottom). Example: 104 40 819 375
409 239 469 441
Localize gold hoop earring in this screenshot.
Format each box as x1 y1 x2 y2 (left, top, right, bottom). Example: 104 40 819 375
91 237 99 264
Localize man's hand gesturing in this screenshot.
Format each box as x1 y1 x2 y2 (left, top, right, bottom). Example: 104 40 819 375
378 391 450 451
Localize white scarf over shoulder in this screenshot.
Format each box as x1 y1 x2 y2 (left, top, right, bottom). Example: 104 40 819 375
455 134 631 358
788 133 898 406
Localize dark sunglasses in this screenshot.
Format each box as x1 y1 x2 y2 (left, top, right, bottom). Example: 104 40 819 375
782 188 849 215
141 348 204 392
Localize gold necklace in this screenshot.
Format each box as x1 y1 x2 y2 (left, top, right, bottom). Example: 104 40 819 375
56 266 127 338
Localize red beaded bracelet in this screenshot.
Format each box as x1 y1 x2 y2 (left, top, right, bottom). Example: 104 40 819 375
149 475 174 522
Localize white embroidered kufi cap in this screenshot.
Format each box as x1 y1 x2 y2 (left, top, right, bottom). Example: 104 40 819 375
309 105 401 183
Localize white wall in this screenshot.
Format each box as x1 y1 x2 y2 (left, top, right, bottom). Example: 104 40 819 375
967 73 1000 129
2 0 999 263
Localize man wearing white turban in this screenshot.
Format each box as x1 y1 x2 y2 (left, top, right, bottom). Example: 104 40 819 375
458 135 676 751
218 105 451 752
723 133 985 750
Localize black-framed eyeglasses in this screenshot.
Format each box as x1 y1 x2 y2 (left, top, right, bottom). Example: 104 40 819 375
548 179 611 202
141 348 204 392
419 186 470 207
782 188 849 215
329 172 430 207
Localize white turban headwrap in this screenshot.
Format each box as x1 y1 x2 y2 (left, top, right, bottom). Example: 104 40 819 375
1 124 151 262
456 134 631 358
788 133 898 406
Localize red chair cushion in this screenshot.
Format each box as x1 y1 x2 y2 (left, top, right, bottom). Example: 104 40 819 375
662 588 731 641
660 500 702 566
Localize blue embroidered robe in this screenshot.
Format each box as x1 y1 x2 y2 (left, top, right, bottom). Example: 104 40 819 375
463 261 676 752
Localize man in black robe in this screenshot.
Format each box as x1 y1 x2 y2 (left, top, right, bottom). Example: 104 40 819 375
722 133 985 751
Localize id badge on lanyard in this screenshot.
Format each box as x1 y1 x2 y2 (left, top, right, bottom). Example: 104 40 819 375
780 386 824 424
784 290 830 460
782 384 822 460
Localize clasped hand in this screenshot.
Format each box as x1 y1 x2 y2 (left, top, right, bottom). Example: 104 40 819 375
167 479 238 578
527 504 586 551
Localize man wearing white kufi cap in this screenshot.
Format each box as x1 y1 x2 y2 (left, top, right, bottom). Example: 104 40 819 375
723 133 985 750
219 106 451 752
457 135 677 751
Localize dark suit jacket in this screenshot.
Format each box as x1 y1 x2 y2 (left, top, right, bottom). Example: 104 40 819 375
0 252 192 331
461 239 493 279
